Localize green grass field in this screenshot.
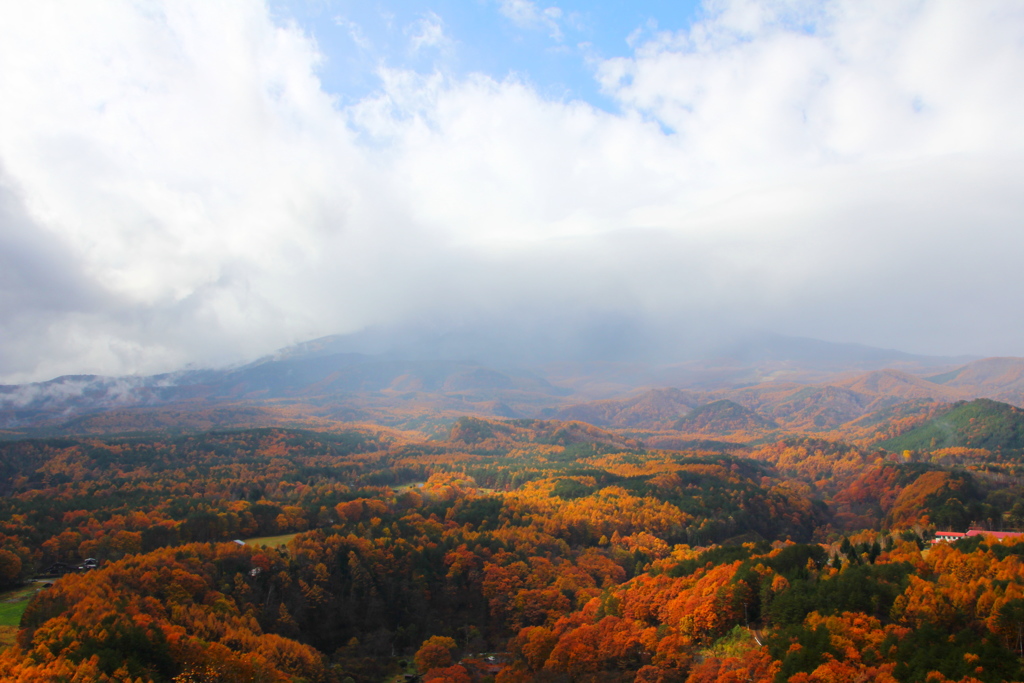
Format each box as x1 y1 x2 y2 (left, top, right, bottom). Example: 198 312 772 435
0 586 38 627
243 533 298 549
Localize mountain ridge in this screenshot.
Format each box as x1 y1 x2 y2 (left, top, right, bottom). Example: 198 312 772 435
0 334 1017 438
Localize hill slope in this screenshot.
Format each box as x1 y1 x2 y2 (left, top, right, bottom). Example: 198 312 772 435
928 357 1024 406
833 368 963 401
673 399 777 433
877 398 1024 452
547 388 700 428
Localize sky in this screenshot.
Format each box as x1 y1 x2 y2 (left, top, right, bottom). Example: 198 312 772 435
1 0 1023 382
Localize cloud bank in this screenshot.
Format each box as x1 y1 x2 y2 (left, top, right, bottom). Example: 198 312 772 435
0 0 1022 382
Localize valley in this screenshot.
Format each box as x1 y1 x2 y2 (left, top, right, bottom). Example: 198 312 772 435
0 346 1024 681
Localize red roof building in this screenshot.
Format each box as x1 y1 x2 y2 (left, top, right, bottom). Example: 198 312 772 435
932 529 1024 544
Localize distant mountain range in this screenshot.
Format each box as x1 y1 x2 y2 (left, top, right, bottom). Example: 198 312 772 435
2 330 1022 441
544 361 1024 433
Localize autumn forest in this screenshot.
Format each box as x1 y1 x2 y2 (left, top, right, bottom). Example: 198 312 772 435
2 373 1024 683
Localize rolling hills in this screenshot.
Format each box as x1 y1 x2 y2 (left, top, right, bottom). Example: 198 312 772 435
4 335 1024 444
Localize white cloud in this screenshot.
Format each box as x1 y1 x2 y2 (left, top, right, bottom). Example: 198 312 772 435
407 12 453 54
0 0 1023 382
598 1 1024 172
497 0 566 41
334 16 372 51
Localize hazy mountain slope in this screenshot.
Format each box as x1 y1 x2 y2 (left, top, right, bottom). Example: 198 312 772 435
690 374 946 432
546 371 960 435
832 368 964 401
0 353 565 431
211 354 562 398
672 399 777 433
929 357 1024 388
546 388 701 428
927 357 1024 406
0 328 1015 439
270 326 972 372
756 385 879 430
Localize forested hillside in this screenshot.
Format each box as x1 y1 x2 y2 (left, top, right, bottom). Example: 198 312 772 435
0 410 1022 681
879 399 1024 453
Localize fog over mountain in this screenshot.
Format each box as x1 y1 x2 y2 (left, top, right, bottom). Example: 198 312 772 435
0 325 986 435
1 1 1023 383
